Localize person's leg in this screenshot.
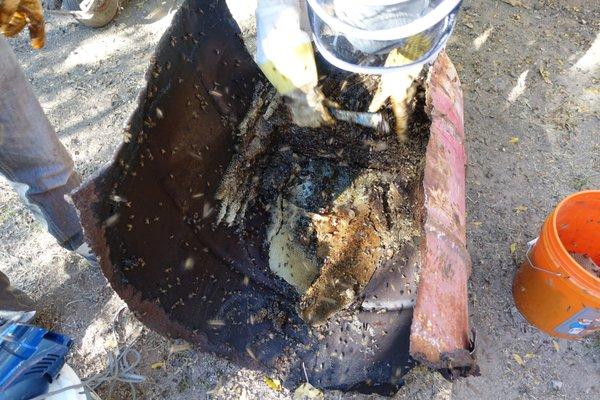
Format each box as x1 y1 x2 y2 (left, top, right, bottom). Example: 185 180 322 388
0 36 84 251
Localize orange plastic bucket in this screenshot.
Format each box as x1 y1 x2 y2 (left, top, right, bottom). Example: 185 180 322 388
513 190 600 339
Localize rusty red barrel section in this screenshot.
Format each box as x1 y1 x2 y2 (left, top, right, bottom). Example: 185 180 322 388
411 54 474 369
73 0 475 392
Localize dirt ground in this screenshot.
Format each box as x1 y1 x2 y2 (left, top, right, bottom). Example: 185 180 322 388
1 0 598 399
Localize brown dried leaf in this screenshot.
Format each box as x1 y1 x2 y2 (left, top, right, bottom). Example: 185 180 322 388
539 66 552 84
513 353 525 366
264 377 283 392
514 205 528 213
293 383 324 399
151 361 166 370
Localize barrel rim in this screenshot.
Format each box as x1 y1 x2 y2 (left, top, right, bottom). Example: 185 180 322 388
547 190 600 292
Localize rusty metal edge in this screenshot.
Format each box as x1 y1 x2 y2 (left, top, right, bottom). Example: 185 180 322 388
71 2 265 370
409 51 477 373
72 108 263 372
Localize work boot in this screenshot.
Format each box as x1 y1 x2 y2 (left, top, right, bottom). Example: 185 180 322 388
63 0 119 28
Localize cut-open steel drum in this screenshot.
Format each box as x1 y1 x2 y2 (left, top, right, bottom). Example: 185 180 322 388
73 0 476 393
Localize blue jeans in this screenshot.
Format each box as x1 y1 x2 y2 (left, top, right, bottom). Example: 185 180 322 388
0 36 84 251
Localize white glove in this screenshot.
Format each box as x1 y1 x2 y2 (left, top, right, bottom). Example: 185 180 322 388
255 0 331 127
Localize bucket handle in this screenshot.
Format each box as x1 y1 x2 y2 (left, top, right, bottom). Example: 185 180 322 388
524 238 564 277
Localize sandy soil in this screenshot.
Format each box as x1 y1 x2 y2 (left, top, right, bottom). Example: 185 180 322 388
1 0 598 399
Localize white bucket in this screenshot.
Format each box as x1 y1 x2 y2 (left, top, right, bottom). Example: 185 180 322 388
45 364 89 400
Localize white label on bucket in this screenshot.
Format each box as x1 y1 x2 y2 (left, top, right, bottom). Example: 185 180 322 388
554 307 600 336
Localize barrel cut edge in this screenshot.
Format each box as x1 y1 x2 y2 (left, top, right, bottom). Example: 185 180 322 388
410 52 477 374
